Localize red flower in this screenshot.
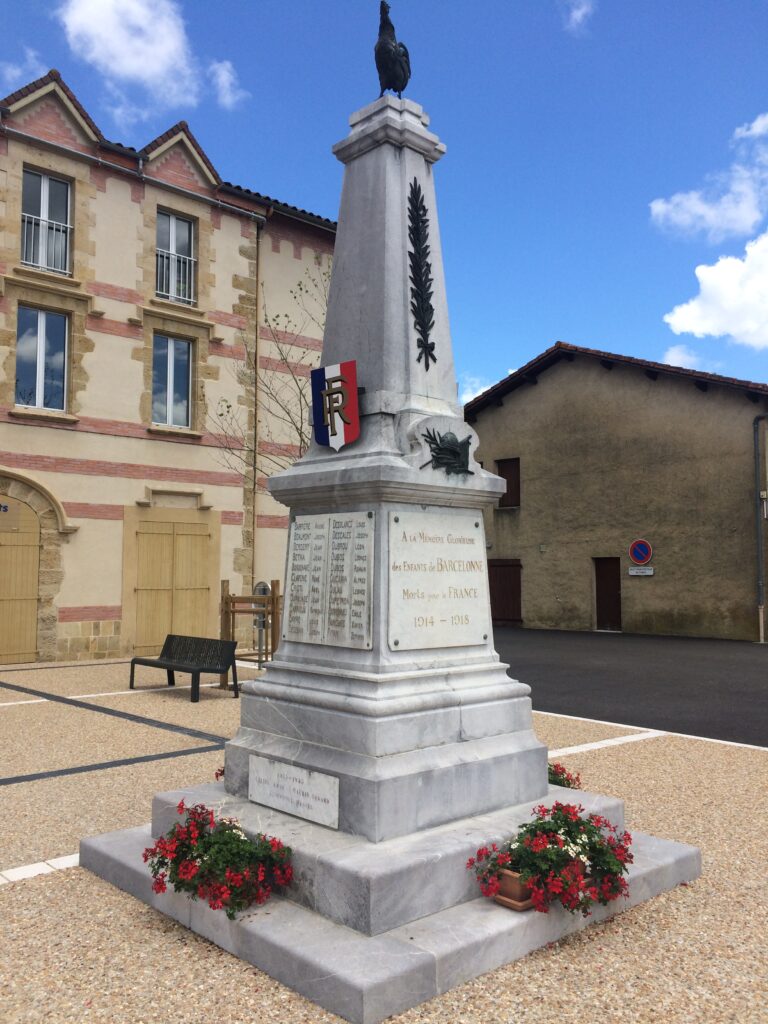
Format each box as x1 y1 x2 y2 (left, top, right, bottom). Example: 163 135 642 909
152 873 167 894
176 799 186 815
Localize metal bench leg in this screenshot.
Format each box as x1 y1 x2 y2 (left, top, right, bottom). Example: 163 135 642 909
167 669 175 687
191 672 200 703
231 662 239 699
129 662 135 690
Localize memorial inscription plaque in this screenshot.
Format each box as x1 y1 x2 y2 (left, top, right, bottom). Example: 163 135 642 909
249 755 339 828
388 509 490 650
282 511 374 648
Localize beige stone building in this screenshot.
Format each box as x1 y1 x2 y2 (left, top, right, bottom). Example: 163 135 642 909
0 70 333 664
466 341 768 642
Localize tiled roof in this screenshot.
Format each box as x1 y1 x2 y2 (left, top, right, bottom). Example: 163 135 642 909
0 70 335 230
0 68 105 141
142 120 222 185
464 341 768 419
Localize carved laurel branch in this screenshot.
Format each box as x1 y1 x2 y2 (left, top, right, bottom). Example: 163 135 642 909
408 178 436 370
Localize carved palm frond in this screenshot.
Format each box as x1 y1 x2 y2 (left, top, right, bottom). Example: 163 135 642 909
408 178 436 370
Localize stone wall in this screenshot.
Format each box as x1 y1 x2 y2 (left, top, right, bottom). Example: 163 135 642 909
473 357 767 641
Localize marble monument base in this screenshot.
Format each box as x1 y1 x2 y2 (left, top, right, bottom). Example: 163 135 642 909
81 782 701 1024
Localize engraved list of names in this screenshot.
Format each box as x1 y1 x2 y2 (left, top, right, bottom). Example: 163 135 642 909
283 512 374 649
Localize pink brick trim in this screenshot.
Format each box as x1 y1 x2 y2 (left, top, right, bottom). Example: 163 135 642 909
90 165 109 192
221 510 244 525
211 208 222 229
130 181 144 204
63 502 124 520
259 326 323 352
209 340 246 361
265 222 333 260
0 407 237 448
0 136 8 156
209 310 248 330
257 514 289 529
259 355 312 378
86 315 143 339
258 440 302 458
0 450 242 486
88 281 144 305
0 296 8 314
58 605 122 622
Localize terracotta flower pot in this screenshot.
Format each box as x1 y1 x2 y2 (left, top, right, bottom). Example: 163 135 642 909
494 869 534 911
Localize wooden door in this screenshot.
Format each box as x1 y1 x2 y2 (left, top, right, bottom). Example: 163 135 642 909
135 522 174 655
135 520 211 654
0 496 40 664
594 557 622 631
488 559 522 624
171 523 210 636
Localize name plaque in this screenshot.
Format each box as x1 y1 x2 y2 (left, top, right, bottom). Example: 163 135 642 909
282 511 374 649
388 510 491 651
249 755 339 828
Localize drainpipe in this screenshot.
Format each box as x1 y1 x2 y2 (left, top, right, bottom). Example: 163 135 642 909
753 414 768 642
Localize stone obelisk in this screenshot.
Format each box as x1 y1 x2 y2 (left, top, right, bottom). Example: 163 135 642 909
224 96 548 841
82 90 700 1024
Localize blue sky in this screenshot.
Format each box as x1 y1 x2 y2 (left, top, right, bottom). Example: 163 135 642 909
3 0 768 401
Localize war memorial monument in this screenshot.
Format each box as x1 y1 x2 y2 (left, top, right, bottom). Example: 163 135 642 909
83 7 700 1021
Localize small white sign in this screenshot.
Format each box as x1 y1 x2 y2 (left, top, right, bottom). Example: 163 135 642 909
628 566 655 576
248 755 339 828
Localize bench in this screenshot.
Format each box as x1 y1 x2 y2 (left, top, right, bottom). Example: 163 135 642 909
129 635 239 703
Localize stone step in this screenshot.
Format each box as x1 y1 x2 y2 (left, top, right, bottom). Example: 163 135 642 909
150 781 626 935
81 819 699 1024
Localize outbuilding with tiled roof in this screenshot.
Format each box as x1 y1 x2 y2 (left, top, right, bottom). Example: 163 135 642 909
466 342 768 641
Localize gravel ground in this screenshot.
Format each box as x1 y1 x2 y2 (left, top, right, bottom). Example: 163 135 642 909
0 665 765 1023
0 750 227 869
532 711 643 748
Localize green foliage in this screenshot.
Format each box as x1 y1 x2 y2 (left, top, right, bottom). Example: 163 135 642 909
144 801 293 920
467 801 633 915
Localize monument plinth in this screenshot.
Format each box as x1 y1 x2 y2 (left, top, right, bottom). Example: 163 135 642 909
224 96 548 842
82 92 700 1024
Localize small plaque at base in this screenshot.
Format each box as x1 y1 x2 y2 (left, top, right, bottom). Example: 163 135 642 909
248 755 340 828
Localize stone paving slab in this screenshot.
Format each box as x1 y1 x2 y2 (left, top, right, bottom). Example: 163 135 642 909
80 823 700 1024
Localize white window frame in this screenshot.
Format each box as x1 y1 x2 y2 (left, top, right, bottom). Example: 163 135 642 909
153 334 192 428
16 307 68 411
155 212 196 305
21 170 72 275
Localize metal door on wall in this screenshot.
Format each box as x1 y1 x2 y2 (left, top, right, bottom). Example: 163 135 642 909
0 496 40 664
488 559 522 624
135 520 211 655
594 557 622 631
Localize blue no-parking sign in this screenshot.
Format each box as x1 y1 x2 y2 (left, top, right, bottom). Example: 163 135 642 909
629 539 653 565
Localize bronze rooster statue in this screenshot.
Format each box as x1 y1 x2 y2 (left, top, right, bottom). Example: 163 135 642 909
375 2 411 98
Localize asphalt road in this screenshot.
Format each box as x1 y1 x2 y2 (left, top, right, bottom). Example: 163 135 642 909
493 627 768 748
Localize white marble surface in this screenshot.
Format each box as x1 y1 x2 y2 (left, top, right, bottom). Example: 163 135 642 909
388 509 490 650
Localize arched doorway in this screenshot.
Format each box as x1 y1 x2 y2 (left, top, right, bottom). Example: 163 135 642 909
0 469 77 664
0 495 40 663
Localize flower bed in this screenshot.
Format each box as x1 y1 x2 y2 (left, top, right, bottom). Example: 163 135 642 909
467 801 632 915
144 800 292 919
547 761 581 789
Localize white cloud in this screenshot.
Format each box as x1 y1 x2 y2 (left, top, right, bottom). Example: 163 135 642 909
208 60 249 110
662 344 702 370
734 112 768 142
663 231 768 350
57 0 199 126
559 0 596 34
650 113 768 242
460 375 495 405
0 47 47 92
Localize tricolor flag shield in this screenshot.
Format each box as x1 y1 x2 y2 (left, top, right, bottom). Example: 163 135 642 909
311 360 360 451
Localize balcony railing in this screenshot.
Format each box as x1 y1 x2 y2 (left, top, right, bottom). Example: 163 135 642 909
21 214 71 275
156 249 197 306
